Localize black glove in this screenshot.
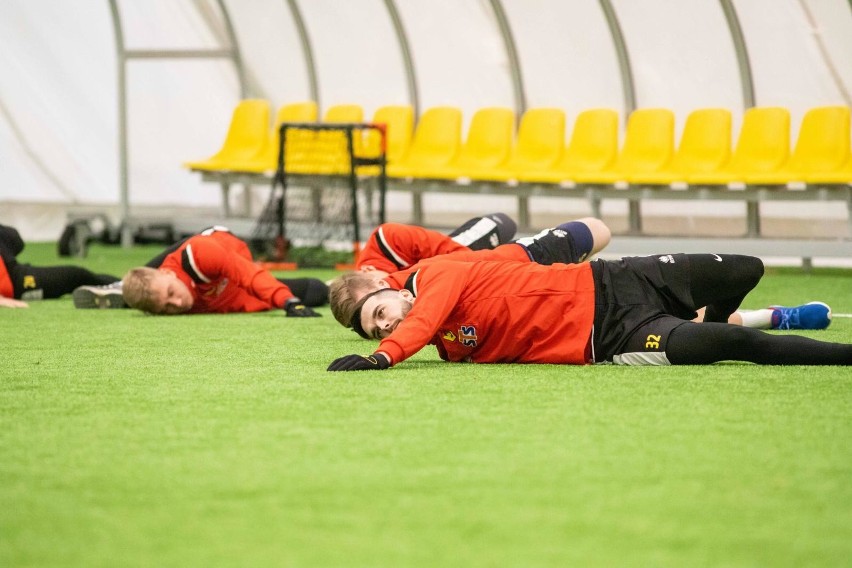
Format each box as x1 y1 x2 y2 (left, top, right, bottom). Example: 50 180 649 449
327 353 391 372
285 298 321 317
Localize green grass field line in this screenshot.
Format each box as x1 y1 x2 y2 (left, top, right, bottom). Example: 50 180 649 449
1 243 850 567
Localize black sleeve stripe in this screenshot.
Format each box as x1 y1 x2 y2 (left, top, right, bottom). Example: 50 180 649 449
403 270 419 297
375 226 407 269
181 244 211 284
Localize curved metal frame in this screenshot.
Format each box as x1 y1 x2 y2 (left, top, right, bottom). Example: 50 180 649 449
599 0 636 121
719 0 756 108
108 0 247 245
383 0 419 121
219 0 246 97
286 0 320 108
107 0 131 245
489 0 527 120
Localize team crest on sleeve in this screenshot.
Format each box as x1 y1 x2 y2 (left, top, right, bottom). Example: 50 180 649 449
459 325 478 347
658 254 675 264
441 326 477 347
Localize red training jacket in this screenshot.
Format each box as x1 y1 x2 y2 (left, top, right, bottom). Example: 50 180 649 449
377 259 596 366
356 223 469 273
358 223 529 274
0 257 12 298
159 231 294 313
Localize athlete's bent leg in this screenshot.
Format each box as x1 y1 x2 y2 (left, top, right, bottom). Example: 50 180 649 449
514 217 610 264
449 213 517 250
667 321 852 365
572 217 611 256
682 254 764 323
279 278 329 307
0 225 25 257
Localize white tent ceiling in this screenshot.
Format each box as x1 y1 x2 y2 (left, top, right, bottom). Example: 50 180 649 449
1 0 850 239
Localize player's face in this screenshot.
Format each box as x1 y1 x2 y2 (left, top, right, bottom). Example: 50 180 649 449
359 265 390 280
148 271 194 315
359 289 414 340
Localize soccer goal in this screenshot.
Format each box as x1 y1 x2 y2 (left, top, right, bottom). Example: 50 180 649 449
251 122 387 264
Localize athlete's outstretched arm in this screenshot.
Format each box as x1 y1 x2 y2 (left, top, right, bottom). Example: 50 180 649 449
0 295 28 308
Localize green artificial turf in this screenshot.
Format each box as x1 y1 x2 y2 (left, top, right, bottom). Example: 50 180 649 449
1 243 850 567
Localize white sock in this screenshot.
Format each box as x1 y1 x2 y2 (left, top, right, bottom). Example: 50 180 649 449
737 309 775 329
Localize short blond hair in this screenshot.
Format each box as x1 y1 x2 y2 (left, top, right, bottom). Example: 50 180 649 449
328 271 383 327
121 267 159 313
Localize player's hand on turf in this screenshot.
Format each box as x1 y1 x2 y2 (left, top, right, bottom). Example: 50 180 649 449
327 353 391 372
0 296 28 308
285 298 321 317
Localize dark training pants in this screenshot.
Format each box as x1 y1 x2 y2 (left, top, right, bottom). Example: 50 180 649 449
10 262 118 300
668 321 852 365
594 254 851 365
1 224 119 300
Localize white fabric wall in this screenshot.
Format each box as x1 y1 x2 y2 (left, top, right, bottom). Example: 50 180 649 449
1 0 850 239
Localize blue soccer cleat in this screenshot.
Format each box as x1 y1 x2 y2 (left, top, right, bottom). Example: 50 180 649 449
769 302 832 330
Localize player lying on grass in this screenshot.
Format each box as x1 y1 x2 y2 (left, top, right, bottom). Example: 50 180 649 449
98 227 327 316
335 218 831 332
71 213 515 312
331 217 612 331
357 212 519 275
328 254 850 370
0 224 120 309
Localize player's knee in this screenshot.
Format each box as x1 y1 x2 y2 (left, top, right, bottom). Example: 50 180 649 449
484 213 517 244
580 217 611 254
737 255 764 288
750 255 764 279
301 279 330 307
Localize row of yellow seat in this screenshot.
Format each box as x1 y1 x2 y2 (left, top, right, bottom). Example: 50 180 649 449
392 105 852 186
183 101 411 175
185 100 852 186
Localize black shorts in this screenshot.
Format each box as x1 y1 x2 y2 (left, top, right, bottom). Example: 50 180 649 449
513 225 591 265
590 254 698 363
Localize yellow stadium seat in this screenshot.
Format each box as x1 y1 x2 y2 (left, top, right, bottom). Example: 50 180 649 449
231 101 318 173
630 108 731 185
464 108 565 182
808 153 852 184
426 107 515 180
322 104 364 124
688 107 789 185
364 105 414 164
518 108 618 184
746 105 850 185
183 99 270 171
571 108 674 184
387 106 462 178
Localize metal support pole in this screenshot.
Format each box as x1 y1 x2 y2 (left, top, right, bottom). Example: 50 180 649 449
217 0 247 99
108 0 248 247
287 0 320 109
517 196 530 231
719 0 756 108
107 0 133 247
383 0 419 121
599 0 636 121
489 0 527 122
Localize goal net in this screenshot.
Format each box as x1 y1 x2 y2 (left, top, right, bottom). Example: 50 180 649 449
251 122 387 262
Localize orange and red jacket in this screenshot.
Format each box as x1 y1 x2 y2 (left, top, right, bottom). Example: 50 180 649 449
377 259 596 366
159 231 294 313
